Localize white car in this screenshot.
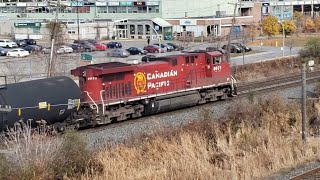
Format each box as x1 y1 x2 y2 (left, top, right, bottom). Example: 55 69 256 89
0 39 18 48
7 48 30 57
57 45 73 54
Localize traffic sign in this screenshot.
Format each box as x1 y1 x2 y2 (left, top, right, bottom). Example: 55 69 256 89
81 54 93 61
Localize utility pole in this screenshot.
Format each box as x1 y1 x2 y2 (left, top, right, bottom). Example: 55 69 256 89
226 3 238 62
77 0 80 40
301 62 307 142
48 0 60 78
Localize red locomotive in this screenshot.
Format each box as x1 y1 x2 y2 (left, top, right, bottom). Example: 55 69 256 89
70 50 237 128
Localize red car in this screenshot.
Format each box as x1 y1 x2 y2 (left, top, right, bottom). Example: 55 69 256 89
94 43 107 51
143 45 164 53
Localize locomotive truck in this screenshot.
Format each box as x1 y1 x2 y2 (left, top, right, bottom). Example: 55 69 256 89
0 50 237 131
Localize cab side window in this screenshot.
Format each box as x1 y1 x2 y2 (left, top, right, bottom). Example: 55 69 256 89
185 56 190 64
213 57 222 64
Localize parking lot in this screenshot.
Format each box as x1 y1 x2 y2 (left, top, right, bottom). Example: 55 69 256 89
0 39 301 83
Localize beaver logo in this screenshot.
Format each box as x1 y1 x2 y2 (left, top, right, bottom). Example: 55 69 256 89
134 72 146 94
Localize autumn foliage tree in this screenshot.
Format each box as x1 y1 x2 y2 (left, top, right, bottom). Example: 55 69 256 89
303 17 315 32
315 16 320 32
262 15 281 39
293 11 303 33
281 20 296 37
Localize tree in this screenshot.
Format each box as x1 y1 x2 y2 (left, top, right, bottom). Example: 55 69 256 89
245 23 259 42
303 17 315 32
293 11 303 33
299 37 320 59
281 20 297 38
261 15 281 38
315 16 320 32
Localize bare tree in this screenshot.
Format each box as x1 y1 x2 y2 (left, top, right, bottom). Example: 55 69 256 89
46 21 68 77
237 30 250 65
0 61 28 83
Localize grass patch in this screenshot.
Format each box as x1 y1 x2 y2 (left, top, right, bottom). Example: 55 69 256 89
233 56 304 82
78 95 320 180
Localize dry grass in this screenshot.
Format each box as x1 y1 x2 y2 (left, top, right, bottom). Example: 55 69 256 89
77 95 320 180
233 56 303 82
0 123 94 180
248 35 320 47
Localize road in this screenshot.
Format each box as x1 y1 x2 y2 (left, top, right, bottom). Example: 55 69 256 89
0 40 302 83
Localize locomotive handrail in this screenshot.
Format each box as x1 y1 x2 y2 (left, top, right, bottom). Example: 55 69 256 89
0 76 7 89
100 90 105 116
84 91 99 114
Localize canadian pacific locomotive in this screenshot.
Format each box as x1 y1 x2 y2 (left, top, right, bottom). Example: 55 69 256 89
0 51 237 131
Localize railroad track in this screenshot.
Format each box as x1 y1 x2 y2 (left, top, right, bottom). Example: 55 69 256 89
237 69 320 96
290 167 320 180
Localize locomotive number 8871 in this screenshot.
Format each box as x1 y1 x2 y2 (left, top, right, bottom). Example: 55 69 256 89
69 50 237 129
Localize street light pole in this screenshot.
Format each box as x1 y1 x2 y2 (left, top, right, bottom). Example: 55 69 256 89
280 21 285 57
149 25 161 54
77 0 80 40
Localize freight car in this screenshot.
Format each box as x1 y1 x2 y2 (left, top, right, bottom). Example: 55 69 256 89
0 76 81 131
68 50 237 129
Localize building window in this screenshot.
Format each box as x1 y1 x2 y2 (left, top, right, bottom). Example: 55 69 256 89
98 7 108 13
128 6 138 13
148 6 159 13
117 6 126 13
146 25 150 34
108 6 117 13
68 28 76 34
138 6 147 13
137 25 143 35
130 25 135 34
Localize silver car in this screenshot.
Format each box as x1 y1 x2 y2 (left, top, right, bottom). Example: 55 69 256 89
107 49 130 58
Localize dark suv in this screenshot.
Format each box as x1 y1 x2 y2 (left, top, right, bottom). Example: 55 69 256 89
15 39 27 47
24 39 37 45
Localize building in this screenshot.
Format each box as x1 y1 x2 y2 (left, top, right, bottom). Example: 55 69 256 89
0 0 260 40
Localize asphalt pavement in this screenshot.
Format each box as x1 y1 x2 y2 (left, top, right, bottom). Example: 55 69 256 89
0 40 302 83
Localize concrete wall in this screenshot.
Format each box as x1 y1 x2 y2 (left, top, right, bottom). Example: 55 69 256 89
161 0 239 18
12 21 114 41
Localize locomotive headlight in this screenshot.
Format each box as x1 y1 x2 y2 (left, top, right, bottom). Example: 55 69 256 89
227 78 230 81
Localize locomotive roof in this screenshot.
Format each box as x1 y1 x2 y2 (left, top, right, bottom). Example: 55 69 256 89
71 51 223 77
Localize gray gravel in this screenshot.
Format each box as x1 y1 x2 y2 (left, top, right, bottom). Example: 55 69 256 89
82 83 317 149
265 161 320 180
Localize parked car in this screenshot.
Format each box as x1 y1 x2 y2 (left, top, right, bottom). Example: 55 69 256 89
71 43 84 52
153 43 174 52
222 44 242 53
166 43 184 51
57 45 73 54
126 47 148 55
0 47 8 56
231 43 252 52
87 39 97 44
107 49 130 58
40 46 51 54
24 39 37 45
82 43 96 52
7 48 29 57
143 45 165 53
73 40 90 44
15 39 27 47
105 41 122 48
141 55 156 62
0 39 18 48
23 45 41 53
94 43 107 51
